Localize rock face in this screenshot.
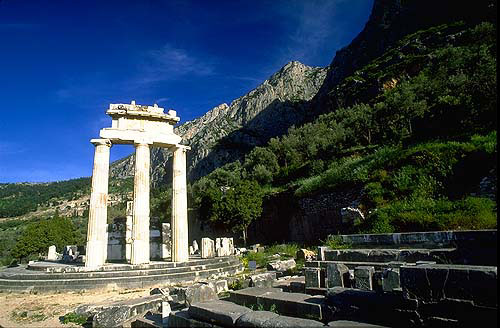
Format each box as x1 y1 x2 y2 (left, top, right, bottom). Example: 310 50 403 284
110 61 326 184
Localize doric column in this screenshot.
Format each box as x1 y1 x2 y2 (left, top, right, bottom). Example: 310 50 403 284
85 138 112 268
130 142 151 265
171 145 189 262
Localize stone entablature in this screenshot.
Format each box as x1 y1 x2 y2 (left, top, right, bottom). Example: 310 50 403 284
100 101 182 148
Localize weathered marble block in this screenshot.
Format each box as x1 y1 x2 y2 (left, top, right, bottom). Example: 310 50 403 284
162 223 172 259
201 237 215 259
354 266 375 291
216 237 232 257
305 267 322 288
47 245 58 261
382 268 400 292
326 262 349 288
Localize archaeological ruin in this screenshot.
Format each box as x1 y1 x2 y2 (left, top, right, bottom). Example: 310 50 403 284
86 101 190 267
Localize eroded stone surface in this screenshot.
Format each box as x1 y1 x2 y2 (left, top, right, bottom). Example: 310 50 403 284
188 300 252 327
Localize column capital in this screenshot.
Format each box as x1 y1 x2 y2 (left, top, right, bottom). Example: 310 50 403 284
90 138 112 147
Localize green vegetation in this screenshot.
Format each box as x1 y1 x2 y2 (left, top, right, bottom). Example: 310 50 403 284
61 312 88 325
0 178 90 217
11 214 84 261
192 21 497 237
322 235 352 249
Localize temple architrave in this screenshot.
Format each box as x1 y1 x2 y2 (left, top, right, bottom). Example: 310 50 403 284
85 101 189 268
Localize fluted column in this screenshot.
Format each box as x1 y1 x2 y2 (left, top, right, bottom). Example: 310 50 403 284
85 139 112 268
171 145 189 262
130 142 151 265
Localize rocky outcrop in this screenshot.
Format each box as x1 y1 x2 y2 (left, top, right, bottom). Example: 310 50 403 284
110 61 326 184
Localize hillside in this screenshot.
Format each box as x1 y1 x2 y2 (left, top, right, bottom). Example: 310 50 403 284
192 16 497 242
110 61 327 184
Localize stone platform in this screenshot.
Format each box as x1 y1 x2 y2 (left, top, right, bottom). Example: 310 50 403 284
0 256 243 293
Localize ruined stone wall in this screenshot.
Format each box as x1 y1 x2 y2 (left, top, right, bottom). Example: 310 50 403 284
247 188 362 245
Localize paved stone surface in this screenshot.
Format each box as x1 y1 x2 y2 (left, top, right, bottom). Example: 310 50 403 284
188 300 252 327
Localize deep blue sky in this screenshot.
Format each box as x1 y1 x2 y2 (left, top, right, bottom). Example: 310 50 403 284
0 0 373 183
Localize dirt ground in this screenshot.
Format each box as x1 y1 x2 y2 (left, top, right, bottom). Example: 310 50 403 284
0 288 151 328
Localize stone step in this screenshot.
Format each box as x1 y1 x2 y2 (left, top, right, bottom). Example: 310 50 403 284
305 260 407 270
227 287 325 321
0 262 243 292
27 255 239 272
4 257 241 280
326 287 419 327
321 248 458 264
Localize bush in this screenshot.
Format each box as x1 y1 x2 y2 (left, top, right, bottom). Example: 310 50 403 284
364 196 497 233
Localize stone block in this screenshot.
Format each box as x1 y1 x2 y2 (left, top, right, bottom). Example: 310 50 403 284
354 266 375 290
236 311 279 327
326 287 418 326
201 238 215 259
382 268 400 292
47 245 57 261
192 240 199 253
202 280 229 295
250 272 277 288
305 268 321 288
326 263 349 288
179 282 218 306
289 281 306 294
168 310 213 327
75 295 163 328
327 320 390 327
400 264 497 307
267 259 296 272
188 300 252 327
264 315 324 327
228 287 275 306
257 291 325 321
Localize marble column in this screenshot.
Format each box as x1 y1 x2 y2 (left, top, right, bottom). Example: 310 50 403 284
130 142 151 265
171 146 189 262
85 139 112 268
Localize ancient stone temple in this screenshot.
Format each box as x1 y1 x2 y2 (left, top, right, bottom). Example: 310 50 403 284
85 101 189 268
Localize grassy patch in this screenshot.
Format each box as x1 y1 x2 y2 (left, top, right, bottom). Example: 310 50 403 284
322 235 352 249
61 312 88 325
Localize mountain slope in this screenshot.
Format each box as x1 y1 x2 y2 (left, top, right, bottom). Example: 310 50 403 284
110 61 327 184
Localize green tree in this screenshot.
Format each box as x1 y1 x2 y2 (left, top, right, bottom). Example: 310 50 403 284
201 180 263 245
11 215 82 261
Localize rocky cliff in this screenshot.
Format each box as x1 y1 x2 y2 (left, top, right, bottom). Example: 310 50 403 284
110 61 326 184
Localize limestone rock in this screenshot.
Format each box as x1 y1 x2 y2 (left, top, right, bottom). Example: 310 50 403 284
267 259 296 272
249 272 277 288
179 283 218 306
110 62 327 183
